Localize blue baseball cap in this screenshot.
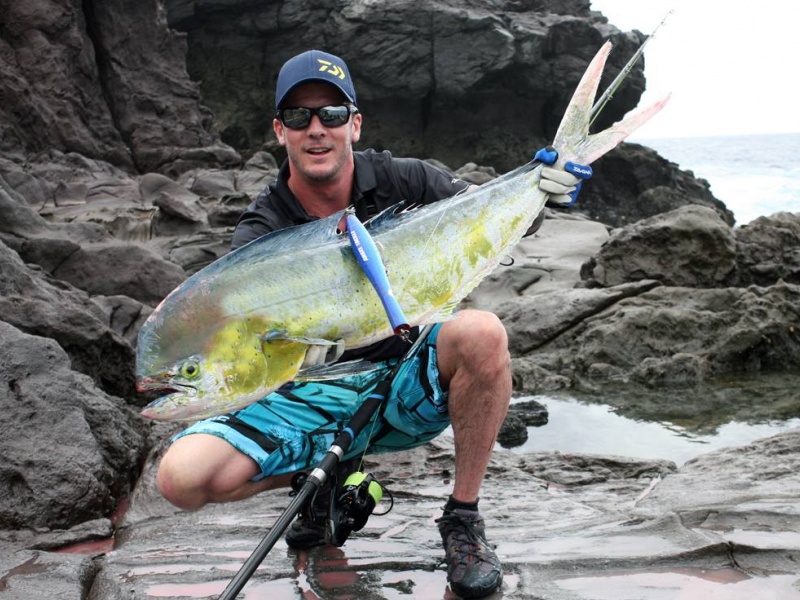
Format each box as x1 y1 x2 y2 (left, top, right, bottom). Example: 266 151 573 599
275 50 357 110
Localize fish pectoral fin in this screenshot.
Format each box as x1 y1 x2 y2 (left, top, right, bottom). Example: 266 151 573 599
300 338 346 369
262 330 348 370
296 359 380 381
261 330 341 346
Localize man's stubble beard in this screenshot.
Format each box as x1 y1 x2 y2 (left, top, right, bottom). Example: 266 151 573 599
288 144 353 184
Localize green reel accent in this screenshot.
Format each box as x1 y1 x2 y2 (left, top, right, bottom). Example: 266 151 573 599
327 470 392 546
343 471 383 505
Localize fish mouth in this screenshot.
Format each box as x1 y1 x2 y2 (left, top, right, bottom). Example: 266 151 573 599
135 377 195 396
138 384 200 422
135 378 198 412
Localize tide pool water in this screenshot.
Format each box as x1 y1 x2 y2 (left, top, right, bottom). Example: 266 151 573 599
511 395 800 466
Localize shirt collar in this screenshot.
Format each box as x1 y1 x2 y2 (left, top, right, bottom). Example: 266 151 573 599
352 151 377 203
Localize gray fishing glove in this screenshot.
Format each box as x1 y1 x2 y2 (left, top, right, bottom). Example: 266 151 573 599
534 147 593 207
301 339 346 369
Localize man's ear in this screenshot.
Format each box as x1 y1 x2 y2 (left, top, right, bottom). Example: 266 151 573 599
273 118 287 146
351 112 362 143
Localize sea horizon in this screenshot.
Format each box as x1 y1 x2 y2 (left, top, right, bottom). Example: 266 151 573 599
635 130 800 143
633 132 800 226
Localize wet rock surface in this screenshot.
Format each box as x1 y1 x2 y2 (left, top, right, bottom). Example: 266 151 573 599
34 430 797 599
1 0 800 598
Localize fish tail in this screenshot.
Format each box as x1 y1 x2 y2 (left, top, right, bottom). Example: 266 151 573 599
551 41 670 167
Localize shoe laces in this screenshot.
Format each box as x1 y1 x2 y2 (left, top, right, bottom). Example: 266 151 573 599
436 509 491 564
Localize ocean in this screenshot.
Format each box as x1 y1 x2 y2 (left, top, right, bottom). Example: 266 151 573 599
636 132 800 226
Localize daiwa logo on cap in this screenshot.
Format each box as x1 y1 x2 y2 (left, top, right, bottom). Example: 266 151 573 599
275 49 357 109
317 58 346 80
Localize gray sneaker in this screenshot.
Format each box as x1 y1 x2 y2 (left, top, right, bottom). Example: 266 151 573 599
436 508 503 598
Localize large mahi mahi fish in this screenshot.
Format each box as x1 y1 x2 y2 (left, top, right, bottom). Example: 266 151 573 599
136 42 668 421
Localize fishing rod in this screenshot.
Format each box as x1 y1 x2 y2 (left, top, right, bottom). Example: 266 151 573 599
218 213 420 599
589 9 673 125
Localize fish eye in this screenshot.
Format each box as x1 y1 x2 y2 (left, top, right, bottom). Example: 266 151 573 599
181 361 200 378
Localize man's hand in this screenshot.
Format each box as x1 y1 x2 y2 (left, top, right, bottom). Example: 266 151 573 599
301 339 345 370
534 147 592 208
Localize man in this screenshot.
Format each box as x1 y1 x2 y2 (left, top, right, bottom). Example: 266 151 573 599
156 49 586 599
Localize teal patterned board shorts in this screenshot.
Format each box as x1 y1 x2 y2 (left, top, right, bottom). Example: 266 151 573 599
173 324 448 482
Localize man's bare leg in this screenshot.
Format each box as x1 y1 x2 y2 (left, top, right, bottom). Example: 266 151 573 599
157 309 510 512
434 309 510 597
436 309 512 503
156 433 292 510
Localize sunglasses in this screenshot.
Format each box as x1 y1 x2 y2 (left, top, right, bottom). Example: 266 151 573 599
277 105 359 130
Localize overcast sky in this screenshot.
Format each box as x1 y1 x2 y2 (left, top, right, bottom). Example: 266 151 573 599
590 1 800 139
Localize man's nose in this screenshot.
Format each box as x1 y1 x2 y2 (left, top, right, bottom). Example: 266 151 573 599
306 114 327 134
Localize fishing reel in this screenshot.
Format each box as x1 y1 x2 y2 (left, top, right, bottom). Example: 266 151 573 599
327 472 393 547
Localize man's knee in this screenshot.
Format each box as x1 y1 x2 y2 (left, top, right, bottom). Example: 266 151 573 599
466 311 508 355
156 442 209 510
155 433 261 510
466 312 509 375
439 310 510 379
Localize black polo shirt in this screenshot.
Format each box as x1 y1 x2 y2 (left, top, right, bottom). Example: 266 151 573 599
231 148 471 361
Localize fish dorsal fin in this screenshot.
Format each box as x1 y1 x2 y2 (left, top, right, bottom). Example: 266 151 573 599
361 199 420 234
231 208 348 262
181 209 352 311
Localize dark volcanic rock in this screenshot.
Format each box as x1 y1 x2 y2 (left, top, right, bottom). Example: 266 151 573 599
496 280 660 356
635 427 800 532
0 0 239 175
165 0 646 173
1 170 187 307
580 205 738 288
0 321 146 530
0 0 134 169
0 168 110 245
498 398 549 448
734 211 800 286
0 550 98 599
0 241 140 399
512 282 800 393
497 412 529 447
50 242 186 307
